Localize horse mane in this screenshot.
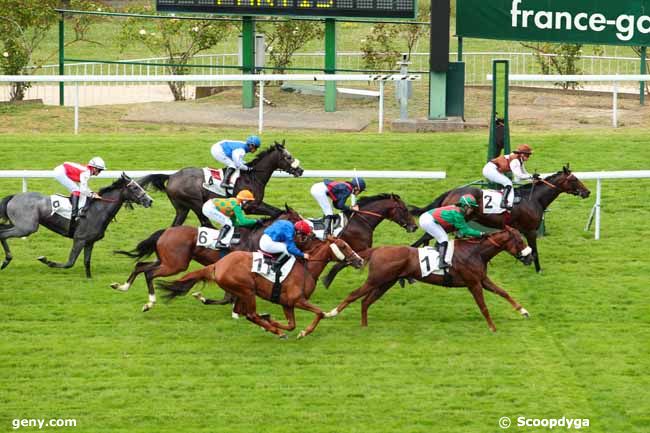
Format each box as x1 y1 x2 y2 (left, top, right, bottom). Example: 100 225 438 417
516 170 564 192
98 176 128 195
357 193 401 207
248 142 283 167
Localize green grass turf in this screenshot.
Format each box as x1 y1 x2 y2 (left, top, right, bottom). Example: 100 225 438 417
0 130 649 432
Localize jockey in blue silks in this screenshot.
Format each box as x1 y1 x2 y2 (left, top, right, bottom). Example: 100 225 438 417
259 220 313 290
210 135 261 188
310 176 367 236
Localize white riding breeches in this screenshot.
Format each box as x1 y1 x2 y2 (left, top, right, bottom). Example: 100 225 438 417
310 182 333 216
53 165 81 194
202 201 232 227
419 212 449 244
210 144 237 168
259 234 289 255
482 162 514 206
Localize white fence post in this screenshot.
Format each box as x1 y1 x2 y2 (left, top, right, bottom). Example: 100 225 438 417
258 77 264 134
613 81 618 128
378 81 384 134
595 178 602 240
74 83 80 135
22 178 27 192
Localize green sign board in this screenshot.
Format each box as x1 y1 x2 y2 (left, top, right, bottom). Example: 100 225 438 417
457 0 650 46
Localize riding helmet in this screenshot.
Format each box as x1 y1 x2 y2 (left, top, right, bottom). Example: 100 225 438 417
294 220 313 235
88 156 106 171
246 135 261 149
514 144 533 155
236 190 255 201
457 194 478 208
350 177 366 191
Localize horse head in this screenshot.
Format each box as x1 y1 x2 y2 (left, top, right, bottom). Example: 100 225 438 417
250 141 303 178
544 166 590 198
120 173 154 208
326 236 364 269
356 194 418 232
489 226 533 265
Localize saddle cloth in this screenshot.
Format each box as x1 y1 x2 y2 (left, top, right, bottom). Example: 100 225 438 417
201 167 241 196
50 194 87 220
251 251 296 284
481 189 522 214
418 241 456 278
195 226 239 249
307 214 347 240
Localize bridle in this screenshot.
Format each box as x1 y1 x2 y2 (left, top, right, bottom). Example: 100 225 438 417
349 199 411 230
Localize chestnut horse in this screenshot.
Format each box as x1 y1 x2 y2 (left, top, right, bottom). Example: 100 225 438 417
111 206 302 311
320 193 418 288
326 226 533 332
410 166 590 273
158 236 364 339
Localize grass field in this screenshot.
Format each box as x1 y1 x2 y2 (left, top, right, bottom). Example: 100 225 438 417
0 126 649 432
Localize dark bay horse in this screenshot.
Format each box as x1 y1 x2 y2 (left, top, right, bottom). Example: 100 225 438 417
0 173 153 278
320 193 418 288
159 236 364 339
326 226 533 332
111 206 302 312
410 166 590 273
139 141 303 226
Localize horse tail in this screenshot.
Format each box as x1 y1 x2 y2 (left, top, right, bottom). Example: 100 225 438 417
157 265 215 300
0 195 15 226
139 174 169 192
114 229 165 260
409 190 451 216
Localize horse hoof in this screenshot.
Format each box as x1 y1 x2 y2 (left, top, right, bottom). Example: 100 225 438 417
191 291 202 299
110 282 128 292
37 256 47 264
398 279 405 288
0 260 9 270
520 308 530 318
278 334 288 340
297 331 307 339
142 303 152 312
325 308 338 318
231 312 239 320
260 313 271 321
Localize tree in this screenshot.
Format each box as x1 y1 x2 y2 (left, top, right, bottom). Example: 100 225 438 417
258 19 324 78
118 7 232 101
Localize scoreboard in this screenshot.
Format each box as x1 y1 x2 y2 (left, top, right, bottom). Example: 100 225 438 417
156 0 417 19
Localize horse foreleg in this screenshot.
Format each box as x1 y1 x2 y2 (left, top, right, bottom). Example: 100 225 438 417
0 239 12 270
482 277 529 318
192 291 235 305
321 261 348 289
326 281 377 319
294 299 326 339
110 260 159 292
525 232 542 273
83 242 95 279
247 201 282 218
411 233 433 248
236 295 286 338
360 281 396 327
264 305 296 331
38 239 85 271
467 283 497 332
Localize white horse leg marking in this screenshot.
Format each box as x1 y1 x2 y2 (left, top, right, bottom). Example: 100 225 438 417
110 281 131 292
142 294 156 312
325 308 339 318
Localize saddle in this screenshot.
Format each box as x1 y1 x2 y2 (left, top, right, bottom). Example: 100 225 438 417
201 167 241 196
196 226 240 249
50 194 87 221
251 251 295 283
481 189 522 214
308 214 347 240
417 242 456 278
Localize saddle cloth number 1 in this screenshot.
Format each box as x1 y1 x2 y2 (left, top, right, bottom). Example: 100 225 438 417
252 256 272 275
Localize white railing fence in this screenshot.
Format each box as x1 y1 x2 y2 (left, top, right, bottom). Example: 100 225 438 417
0 73 421 134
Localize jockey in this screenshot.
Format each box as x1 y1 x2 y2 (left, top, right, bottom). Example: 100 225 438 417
201 190 258 248
310 176 366 236
210 135 261 189
418 194 484 269
53 157 106 236
482 144 535 210
259 220 312 284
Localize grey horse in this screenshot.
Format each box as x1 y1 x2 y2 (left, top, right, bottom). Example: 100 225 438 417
0 173 153 278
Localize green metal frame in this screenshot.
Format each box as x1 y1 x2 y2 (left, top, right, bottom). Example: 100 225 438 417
488 60 510 162
58 14 65 106
241 16 255 109
641 46 647 106
324 19 337 112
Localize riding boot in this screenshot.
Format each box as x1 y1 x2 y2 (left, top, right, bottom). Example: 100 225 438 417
271 253 291 303
79 197 92 218
323 215 333 237
221 167 236 189
437 241 450 269
68 194 80 237
215 225 231 248
501 185 513 210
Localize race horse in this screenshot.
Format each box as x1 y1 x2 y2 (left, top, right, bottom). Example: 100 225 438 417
326 226 534 332
319 193 418 288
158 236 364 339
111 206 302 312
0 173 153 278
139 141 303 226
410 166 590 273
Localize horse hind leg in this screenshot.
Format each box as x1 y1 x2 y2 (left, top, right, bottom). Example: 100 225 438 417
236 295 286 338
1 223 38 270
321 261 347 289
360 280 396 327
110 260 159 292
326 280 378 319
0 239 12 270
171 207 190 227
525 232 542 273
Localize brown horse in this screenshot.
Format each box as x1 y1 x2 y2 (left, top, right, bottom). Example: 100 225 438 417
320 193 418 288
158 236 364 339
411 165 590 273
111 206 302 312
326 226 533 332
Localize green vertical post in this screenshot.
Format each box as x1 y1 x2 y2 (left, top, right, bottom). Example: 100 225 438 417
324 18 337 112
241 16 255 109
488 60 510 162
457 36 463 62
428 72 447 119
640 46 646 106
58 13 65 106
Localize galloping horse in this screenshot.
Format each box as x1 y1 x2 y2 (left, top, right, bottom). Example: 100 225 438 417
139 141 303 226
326 226 533 332
320 193 418 288
111 206 302 312
410 166 590 272
0 173 153 278
158 236 364 339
